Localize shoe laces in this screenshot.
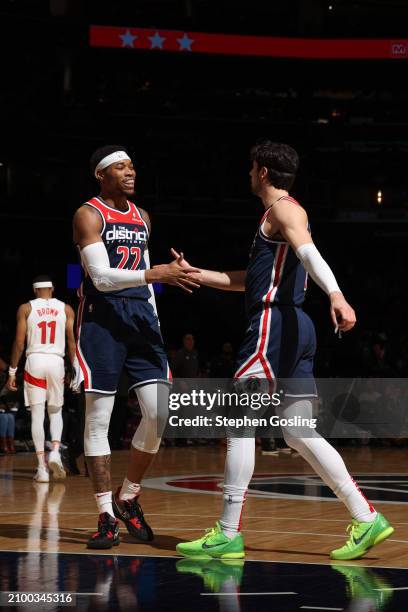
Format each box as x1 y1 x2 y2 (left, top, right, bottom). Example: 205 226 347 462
202 526 218 541
345 519 364 545
96 514 116 537
124 497 144 520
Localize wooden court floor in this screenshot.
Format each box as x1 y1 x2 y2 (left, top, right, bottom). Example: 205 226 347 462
1 445 407 569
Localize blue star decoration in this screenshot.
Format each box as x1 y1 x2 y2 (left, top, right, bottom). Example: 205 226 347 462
149 31 166 49
177 33 194 51
120 29 138 48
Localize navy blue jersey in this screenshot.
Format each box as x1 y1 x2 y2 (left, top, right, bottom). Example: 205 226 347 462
245 196 309 316
79 196 150 299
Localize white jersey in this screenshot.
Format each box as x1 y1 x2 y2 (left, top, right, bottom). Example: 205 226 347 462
26 298 66 358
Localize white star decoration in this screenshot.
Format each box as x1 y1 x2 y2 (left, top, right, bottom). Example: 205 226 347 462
120 29 138 48
177 33 194 51
149 31 166 49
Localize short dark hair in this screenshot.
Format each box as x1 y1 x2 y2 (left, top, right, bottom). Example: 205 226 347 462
33 274 53 284
90 144 130 176
250 140 299 190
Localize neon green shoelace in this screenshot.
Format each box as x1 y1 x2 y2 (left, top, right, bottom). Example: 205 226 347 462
344 520 366 548
202 526 218 541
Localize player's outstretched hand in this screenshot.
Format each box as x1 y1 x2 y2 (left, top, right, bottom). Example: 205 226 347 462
170 248 205 286
330 292 356 333
149 259 201 294
6 375 17 392
170 248 190 268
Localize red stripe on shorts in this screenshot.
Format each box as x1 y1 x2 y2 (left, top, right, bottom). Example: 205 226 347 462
24 371 47 389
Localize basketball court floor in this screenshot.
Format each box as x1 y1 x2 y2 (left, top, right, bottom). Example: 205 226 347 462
1 445 407 611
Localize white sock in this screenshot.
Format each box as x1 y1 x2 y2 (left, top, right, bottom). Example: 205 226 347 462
94 491 114 518
220 437 255 539
119 477 141 501
334 477 377 523
37 452 46 468
281 399 377 523
220 485 247 539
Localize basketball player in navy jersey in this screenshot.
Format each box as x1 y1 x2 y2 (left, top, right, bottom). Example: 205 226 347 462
73 145 198 549
175 140 394 561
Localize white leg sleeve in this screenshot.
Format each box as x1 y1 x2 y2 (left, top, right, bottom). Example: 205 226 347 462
131 383 169 454
220 437 255 538
280 399 376 521
31 403 46 453
84 393 115 456
47 405 63 442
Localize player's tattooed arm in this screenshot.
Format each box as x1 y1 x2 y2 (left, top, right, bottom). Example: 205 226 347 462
170 248 246 291
86 455 112 493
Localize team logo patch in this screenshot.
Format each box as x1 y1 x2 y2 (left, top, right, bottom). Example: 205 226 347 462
142 473 408 504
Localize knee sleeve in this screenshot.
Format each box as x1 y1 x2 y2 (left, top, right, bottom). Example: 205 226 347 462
31 403 46 453
131 383 169 454
84 393 115 456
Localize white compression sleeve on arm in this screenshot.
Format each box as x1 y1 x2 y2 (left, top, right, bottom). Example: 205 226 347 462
81 242 147 292
296 243 341 296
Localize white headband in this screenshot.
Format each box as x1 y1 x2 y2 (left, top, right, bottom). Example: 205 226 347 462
33 282 53 289
94 151 131 177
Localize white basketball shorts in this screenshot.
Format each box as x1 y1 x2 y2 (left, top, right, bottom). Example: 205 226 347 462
24 353 65 407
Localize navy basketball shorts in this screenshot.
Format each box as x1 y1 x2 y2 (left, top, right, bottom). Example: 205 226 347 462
76 295 171 394
235 305 317 398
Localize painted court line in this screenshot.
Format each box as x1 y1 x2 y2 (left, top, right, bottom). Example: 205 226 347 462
300 607 343 611
374 586 408 591
0 548 180 559
2 513 408 527
71 526 348 538
47 526 405 544
71 593 104 596
201 592 297 596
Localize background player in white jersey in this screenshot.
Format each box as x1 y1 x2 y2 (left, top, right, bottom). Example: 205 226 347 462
7 275 77 482
175 140 393 562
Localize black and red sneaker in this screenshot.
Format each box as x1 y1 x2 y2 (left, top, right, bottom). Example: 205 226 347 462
112 488 154 542
87 512 120 549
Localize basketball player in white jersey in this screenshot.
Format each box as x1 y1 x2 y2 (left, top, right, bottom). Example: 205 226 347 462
7 275 77 482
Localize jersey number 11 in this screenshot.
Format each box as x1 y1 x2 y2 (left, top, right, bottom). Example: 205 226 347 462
37 321 56 344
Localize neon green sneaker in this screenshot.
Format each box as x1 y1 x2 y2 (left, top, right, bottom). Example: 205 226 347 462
176 558 244 592
330 513 394 560
331 564 393 611
176 522 245 559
